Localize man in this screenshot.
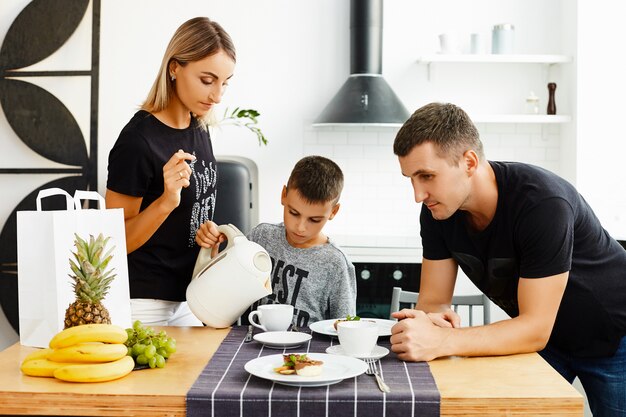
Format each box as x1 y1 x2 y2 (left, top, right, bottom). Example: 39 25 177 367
390 102 626 416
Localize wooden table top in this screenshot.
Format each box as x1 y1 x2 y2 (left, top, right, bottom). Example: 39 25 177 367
0 326 583 416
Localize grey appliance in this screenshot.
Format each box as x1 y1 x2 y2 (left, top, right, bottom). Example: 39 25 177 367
213 156 259 235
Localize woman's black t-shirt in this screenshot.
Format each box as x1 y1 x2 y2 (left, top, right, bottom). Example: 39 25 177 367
421 161 626 357
107 110 217 301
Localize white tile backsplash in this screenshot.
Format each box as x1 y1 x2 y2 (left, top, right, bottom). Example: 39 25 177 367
307 123 562 242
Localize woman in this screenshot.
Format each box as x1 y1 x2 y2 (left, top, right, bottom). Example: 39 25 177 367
105 17 234 326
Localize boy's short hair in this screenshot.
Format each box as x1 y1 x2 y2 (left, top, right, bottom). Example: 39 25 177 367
393 102 484 165
287 156 343 205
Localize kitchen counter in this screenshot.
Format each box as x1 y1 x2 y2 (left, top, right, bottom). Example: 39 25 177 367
0 326 583 416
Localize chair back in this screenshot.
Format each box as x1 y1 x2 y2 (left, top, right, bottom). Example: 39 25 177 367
389 286 491 326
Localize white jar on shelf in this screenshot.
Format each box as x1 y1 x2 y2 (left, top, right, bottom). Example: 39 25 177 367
525 91 540 114
492 23 515 54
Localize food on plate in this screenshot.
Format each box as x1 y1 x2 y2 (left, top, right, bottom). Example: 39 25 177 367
333 314 362 330
274 354 323 376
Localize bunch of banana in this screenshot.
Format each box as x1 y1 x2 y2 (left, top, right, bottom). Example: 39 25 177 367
21 323 134 383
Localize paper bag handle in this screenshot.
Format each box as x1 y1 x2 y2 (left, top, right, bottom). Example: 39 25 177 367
36 188 74 211
73 190 106 210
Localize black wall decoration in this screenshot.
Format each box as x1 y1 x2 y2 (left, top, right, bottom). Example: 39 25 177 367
0 0 100 332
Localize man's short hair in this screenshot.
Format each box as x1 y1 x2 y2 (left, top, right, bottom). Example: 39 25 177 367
287 156 344 204
393 102 484 165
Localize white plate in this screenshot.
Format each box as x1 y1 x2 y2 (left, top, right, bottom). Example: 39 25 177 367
325 344 389 360
309 318 396 337
244 353 367 387
253 331 312 349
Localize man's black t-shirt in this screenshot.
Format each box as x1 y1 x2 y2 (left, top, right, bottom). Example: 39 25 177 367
106 110 217 301
421 161 626 357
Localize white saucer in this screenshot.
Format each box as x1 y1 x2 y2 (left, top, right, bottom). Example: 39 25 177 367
325 344 389 360
253 331 312 349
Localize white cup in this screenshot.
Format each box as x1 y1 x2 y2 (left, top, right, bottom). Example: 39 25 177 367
337 320 379 357
438 33 457 54
248 304 294 332
470 33 484 54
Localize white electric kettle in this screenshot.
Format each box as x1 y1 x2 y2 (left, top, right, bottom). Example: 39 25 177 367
186 224 272 328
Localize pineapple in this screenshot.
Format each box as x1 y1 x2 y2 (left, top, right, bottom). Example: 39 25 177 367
64 233 116 328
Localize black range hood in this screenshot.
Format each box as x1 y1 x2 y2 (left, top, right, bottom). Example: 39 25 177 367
313 0 409 127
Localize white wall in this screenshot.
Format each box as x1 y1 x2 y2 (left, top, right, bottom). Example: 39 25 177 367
575 0 626 240
99 0 576 238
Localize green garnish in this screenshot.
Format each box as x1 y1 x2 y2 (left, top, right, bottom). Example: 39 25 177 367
284 354 309 367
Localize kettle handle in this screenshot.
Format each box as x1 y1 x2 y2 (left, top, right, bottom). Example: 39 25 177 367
191 223 245 280
216 223 245 252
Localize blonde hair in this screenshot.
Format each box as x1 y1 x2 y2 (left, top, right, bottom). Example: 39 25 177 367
141 17 236 128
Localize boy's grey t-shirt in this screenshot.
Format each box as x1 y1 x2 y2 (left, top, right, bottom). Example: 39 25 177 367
247 222 356 327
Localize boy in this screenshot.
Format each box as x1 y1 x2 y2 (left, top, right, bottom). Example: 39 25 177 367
248 156 356 328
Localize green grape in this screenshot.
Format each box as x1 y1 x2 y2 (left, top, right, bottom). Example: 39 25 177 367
124 320 176 368
132 343 146 356
164 339 177 354
155 354 165 368
144 344 156 359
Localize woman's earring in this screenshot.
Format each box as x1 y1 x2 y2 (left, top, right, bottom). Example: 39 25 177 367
171 74 176 81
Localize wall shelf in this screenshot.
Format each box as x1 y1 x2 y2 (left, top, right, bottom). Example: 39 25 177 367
417 54 572 64
471 114 571 124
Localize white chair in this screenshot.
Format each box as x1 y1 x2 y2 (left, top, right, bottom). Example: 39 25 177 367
389 286 491 326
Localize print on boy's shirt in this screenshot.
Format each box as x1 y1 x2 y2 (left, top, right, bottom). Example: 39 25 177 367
253 257 313 327
187 153 217 247
269 259 309 305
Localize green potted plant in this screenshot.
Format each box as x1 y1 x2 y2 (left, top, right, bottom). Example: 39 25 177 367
214 107 268 146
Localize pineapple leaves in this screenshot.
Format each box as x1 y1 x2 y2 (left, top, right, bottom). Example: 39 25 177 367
68 233 116 303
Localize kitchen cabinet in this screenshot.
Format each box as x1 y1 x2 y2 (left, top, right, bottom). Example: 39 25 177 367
416 54 573 124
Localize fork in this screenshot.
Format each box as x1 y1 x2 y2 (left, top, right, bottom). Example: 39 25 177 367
365 360 391 393
244 325 254 343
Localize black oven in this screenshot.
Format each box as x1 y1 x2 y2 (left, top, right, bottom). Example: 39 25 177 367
353 262 421 319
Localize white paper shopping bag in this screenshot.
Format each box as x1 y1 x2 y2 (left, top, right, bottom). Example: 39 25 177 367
17 188 132 347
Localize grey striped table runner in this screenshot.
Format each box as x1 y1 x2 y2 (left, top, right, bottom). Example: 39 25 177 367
187 326 440 417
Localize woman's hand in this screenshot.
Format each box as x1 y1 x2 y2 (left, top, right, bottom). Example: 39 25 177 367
161 149 195 211
196 220 225 253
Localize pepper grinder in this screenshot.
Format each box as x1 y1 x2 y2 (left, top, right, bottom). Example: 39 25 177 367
547 82 557 115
